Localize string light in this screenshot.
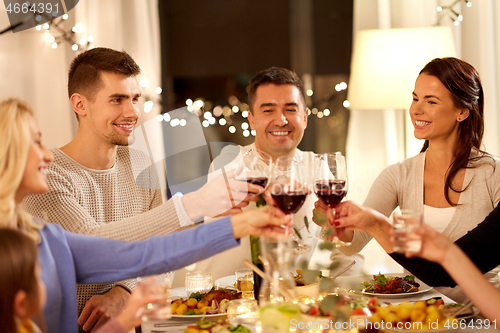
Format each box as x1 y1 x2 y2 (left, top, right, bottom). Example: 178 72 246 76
186 80 347 137
155 87 162 94
163 113 171 122
435 0 471 26
180 119 187 126
156 114 163 122
343 100 350 108
306 89 313 96
144 100 154 113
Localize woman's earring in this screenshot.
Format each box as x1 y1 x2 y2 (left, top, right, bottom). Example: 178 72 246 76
458 118 462 121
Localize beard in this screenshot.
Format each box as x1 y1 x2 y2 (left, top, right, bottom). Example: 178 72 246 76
106 132 135 146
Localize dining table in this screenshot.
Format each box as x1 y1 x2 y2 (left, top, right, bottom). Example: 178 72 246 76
141 277 499 333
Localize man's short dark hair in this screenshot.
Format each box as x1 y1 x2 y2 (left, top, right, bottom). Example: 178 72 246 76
68 47 141 102
247 67 305 113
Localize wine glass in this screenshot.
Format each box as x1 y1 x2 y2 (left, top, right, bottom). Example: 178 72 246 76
314 152 350 246
270 156 311 254
233 148 272 190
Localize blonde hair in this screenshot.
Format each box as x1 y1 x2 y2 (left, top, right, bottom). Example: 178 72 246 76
0 98 43 243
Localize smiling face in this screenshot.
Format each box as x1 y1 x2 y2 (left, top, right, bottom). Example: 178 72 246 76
410 73 468 144
83 72 141 147
248 84 308 160
15 116 53 202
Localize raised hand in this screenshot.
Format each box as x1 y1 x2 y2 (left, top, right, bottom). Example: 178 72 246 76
182 169 263 220
231 205 293 239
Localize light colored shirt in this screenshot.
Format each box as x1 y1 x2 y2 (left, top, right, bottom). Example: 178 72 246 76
342 150 500 302
23 147 193 324
424 204 455 233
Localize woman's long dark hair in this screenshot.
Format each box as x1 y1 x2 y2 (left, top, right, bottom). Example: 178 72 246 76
419 57 487 206
0 228 46 333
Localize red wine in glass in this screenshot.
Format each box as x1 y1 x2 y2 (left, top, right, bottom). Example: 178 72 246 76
315 179 347 207
246 177 268 188
271 191 307 214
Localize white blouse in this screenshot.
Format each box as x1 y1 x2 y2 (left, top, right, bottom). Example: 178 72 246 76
424 204 456 233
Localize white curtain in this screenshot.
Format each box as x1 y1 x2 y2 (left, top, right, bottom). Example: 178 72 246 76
0 0 163 153
348 0 500 273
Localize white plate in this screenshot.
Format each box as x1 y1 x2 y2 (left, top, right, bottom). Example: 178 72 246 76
214 275 236 290
334 273 432 298
170 313 227 319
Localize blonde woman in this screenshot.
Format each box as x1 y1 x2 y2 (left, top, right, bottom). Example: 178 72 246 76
0 98 291 333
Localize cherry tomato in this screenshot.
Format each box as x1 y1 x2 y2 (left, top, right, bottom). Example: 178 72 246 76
351 308 372 316
368 297 379 312
308 306 320 316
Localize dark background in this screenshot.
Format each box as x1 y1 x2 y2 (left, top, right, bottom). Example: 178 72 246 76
158 0 353 195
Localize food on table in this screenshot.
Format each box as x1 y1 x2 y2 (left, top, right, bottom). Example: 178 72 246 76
442 303 475 318
368 301 458 330
172 288 242 315
303 295 379 317
361 273 420 294
293 269 322 286
184 319 250 333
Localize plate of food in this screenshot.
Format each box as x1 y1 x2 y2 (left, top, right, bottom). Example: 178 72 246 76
367 299 459 333
293 269 321 299
181 318 253 333
335 273 432 297
171 288 242 318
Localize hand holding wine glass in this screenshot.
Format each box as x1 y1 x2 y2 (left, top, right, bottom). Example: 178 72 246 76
269 156 311 254
314 152 350 246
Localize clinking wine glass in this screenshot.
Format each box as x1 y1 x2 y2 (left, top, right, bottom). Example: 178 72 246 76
314 152 350 246
270 156 311 254
233 148 272 190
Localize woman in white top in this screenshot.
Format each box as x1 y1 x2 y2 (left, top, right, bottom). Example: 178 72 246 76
315 57 500 302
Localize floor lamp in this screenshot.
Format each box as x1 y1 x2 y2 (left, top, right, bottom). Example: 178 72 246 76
347 26 457 159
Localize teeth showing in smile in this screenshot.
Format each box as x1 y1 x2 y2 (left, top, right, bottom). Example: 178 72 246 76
271 131 289 136
115 124 134 129
39 168 47 175
415 120 430 127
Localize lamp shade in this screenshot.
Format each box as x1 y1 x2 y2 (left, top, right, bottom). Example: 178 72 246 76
347 27 457 110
